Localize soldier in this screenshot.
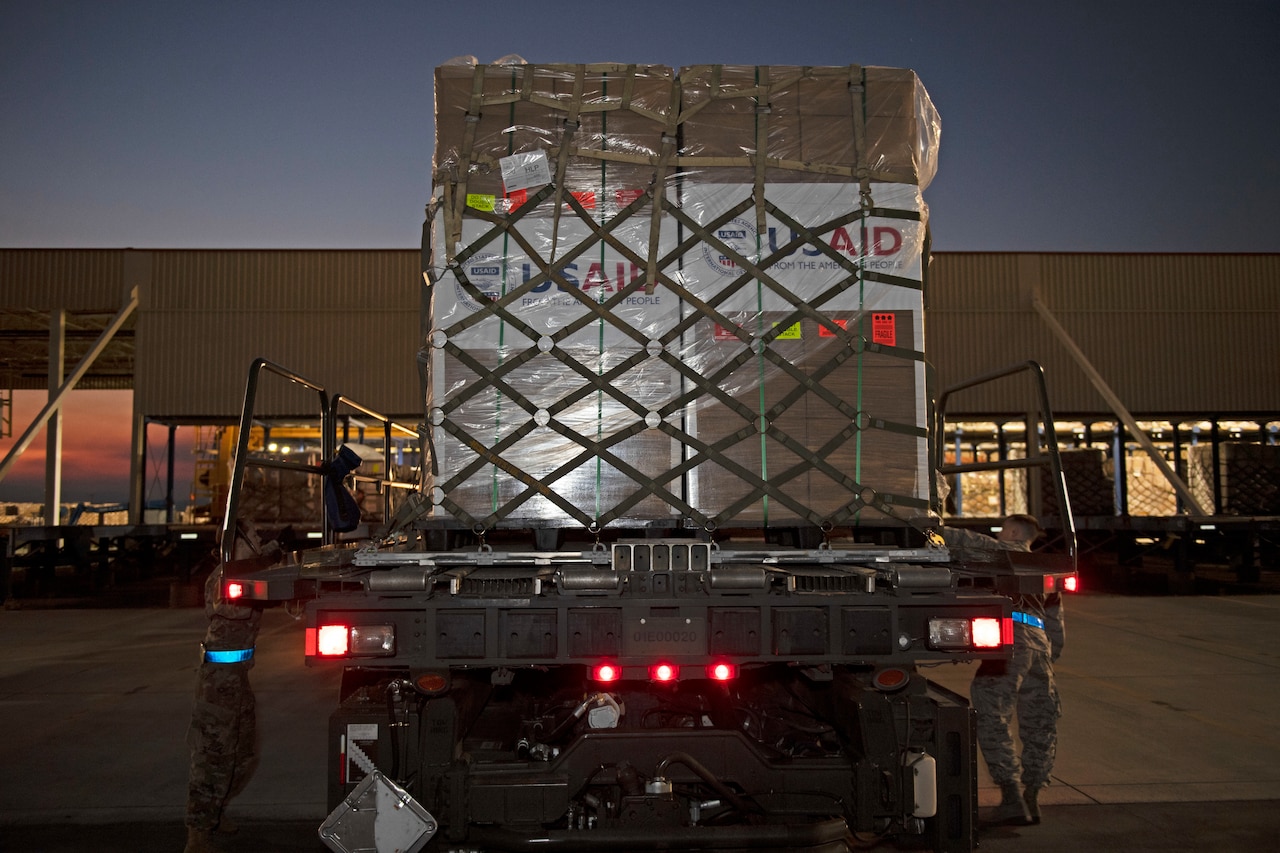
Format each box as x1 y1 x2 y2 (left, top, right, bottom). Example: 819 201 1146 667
183 523 275 853
940 514 1064 826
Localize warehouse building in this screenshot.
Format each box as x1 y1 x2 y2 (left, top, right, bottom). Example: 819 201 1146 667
1 249 1277 593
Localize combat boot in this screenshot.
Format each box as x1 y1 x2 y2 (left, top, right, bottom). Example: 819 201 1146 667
1024 785 1042 824
986 782 1032 826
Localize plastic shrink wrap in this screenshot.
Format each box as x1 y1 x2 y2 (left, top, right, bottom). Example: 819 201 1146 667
423 58 940 531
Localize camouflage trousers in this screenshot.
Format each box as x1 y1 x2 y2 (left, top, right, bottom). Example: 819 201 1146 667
970 628 1061 789
185 660 259 830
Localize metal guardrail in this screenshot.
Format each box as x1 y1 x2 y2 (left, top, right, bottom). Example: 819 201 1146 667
220 358 423 565
220 359 332 564
331 393 420 534
934 360 1078 563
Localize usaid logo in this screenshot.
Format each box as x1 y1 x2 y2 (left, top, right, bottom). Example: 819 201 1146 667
454 253 505 313
701 217 758 276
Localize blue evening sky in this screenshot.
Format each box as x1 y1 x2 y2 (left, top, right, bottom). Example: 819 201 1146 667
3 0 1278 253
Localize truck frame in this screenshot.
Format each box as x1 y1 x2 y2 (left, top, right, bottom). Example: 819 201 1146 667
222 62 1077 853
222 359 1076 853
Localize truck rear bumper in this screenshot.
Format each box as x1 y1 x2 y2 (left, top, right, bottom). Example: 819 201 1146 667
465 818 851 851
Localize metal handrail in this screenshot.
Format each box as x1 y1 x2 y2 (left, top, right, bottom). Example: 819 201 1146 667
934 360 1077 562
220 359 331 564
330 393 421 530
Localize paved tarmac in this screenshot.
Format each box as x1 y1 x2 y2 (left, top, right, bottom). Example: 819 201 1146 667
0 592 1278 851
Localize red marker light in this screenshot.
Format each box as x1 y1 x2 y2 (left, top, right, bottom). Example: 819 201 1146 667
872 667 910 692
1064 575 1079 593
708 662 736 682
972 617 1003 649
651 663 679 682
316 624 349 656
225 581 245 600
592 663 621 683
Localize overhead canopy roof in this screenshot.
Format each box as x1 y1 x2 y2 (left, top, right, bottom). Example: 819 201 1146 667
0 306 136 390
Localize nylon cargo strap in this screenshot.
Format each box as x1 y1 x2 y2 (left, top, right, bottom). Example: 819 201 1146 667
753 66 770 238
548 64 585 263
445 63 489 262
848 65 873 211
646 69 681 294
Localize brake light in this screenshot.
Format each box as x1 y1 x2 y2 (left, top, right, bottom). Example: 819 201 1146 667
971 617 1002 649
707 662 737 682
1064 575 1079 593
317 625 349 656
928 616 1009 651
308 623 396 657
651 663 679 682
225 581 245 600
592 663 621 683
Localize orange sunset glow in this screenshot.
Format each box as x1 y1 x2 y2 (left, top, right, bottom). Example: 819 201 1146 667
0 390 135 504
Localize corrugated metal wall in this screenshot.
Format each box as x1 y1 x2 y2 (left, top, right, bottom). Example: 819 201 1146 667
4 249 1276 422
927 253 1280 416
135 250 422 419
0 249 132 308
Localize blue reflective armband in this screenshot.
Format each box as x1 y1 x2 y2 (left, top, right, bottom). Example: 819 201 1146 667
1011 611 1046 630
203 646 255 663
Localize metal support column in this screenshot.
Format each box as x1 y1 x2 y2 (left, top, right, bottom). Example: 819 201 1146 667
129 412 146 524
952 427 964 515
1112 424 1129 515
1209 420 1222 515
166 424 177 524
45 308 66 523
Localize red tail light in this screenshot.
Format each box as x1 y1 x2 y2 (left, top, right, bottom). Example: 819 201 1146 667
592 663 621 683
650 663 679 682
971 617 1002 649
225 581 245 600
1064 575 1079 593
707 662 736 682
316 624 349 656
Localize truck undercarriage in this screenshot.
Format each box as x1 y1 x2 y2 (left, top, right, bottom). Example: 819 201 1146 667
331 659 978 852
227 529 1072 853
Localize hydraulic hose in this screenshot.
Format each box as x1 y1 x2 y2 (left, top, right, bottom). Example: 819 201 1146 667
655 751 761 816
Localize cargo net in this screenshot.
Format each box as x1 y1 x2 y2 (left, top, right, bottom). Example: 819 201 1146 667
424 61 940 533
1188 442 1280 515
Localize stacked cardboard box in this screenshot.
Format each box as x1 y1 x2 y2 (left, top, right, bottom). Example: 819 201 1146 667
425 60 939 530
1188 443 1280 515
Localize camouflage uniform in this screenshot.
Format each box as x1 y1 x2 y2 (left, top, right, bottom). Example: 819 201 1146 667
940 525 1065 793
185 547 263 837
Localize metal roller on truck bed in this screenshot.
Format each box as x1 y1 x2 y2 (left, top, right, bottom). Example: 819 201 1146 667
220 60 1077 853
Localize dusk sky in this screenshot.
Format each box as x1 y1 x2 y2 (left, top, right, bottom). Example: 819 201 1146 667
2 0 1278 505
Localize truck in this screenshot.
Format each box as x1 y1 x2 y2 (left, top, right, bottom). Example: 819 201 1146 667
221 60 1077 853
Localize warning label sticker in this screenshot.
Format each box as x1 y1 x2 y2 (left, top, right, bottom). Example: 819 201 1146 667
343 723 379 785
872 313 897 346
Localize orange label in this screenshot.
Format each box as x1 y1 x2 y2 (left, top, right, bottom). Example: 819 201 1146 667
872 313 896 346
